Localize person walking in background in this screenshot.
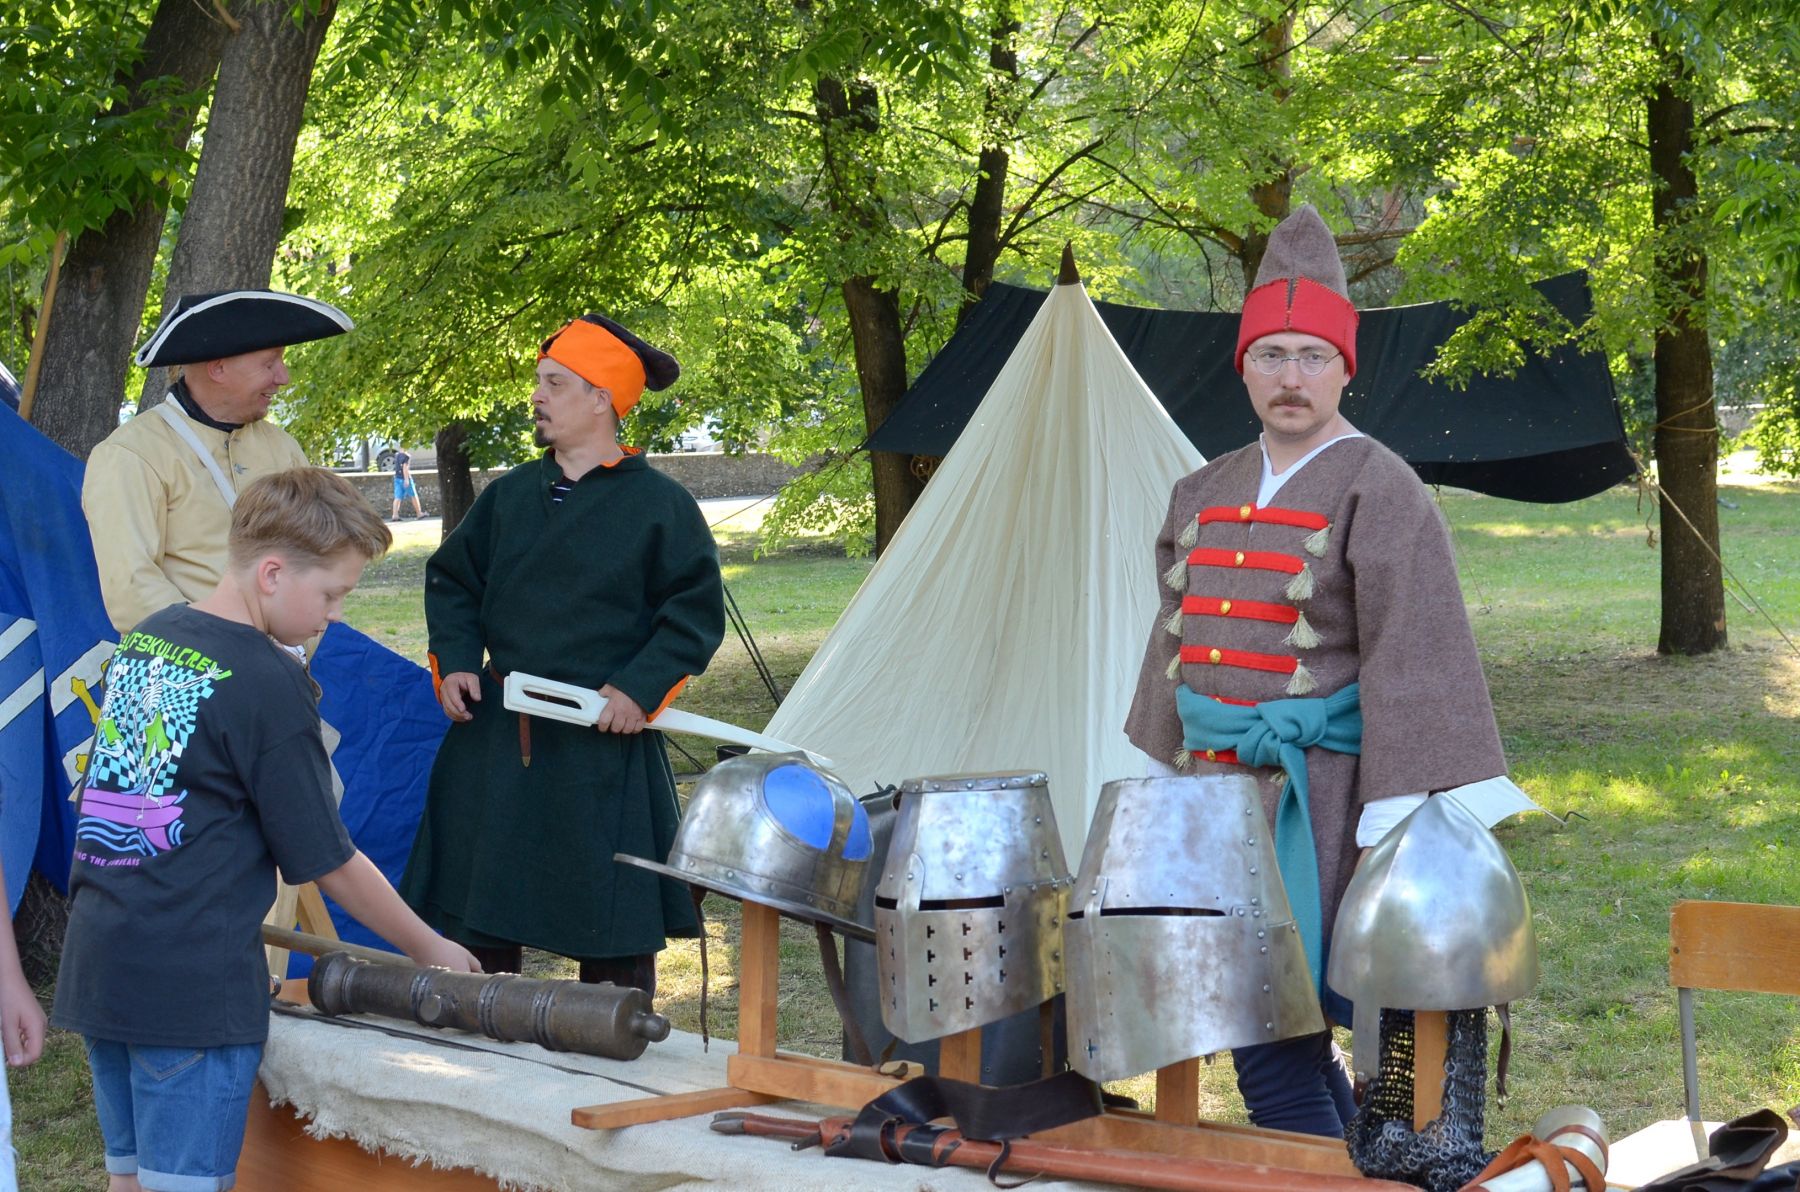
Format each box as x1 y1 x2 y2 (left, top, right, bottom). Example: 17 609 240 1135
390 447 423 521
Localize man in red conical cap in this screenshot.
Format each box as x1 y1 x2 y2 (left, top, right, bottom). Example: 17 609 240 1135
1124 206 1515 1136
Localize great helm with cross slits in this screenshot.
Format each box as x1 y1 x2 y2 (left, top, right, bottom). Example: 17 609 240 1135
873 772 1073 1043
1063 773 1324 1082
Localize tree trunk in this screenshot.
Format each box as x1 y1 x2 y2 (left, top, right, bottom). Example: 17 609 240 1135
14 871 70 990
1238 14 1295 287
26 0 232 457
436 421 476 536
814 75 922 554
842 278 918 554
958 11 1020 324
1648 34 1726 655
138 0 339 409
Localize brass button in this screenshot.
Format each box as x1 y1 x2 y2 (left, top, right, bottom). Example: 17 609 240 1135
1205 749 1218 761
1239 504 1253 520
1219 599 1233 615
1234 551 1245 566
1208 648 1222 664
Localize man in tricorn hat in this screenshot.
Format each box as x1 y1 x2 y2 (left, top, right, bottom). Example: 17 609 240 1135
83 289 353 634
399 314 725 991
1125 206 1513 1136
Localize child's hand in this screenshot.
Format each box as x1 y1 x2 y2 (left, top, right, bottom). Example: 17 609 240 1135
1 969 46 1068
412 937 482 973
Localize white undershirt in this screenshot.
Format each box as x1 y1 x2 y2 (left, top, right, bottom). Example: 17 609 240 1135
1257 429 1363 506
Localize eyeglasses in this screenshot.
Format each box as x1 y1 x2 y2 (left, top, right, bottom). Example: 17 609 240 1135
1246 348 1341 377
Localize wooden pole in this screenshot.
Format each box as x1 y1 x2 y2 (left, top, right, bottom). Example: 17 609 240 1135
1156 1057 1202 1126
938 1026 983 1083
1411 1010 1448 1130
18 230 68 423
737 901 781 1058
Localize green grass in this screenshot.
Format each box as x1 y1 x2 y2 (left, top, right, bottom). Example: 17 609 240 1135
14 476 1800 1186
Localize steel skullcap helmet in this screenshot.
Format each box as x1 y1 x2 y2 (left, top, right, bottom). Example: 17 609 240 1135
616 752 875 940
1063 774 1324 1083
874 772 1073 1043
1328 792 1537 1080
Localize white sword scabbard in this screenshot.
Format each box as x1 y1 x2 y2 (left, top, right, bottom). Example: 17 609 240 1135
501 671 835 770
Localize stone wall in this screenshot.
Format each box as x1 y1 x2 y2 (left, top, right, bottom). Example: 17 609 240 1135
341 451 803 516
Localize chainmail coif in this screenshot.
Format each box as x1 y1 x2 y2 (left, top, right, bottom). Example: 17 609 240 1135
1345 1008 1494 1192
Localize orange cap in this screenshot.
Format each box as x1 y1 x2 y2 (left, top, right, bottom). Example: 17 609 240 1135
540 318 649 417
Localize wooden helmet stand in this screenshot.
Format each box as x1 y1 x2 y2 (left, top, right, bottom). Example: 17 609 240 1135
572 901 1453 1182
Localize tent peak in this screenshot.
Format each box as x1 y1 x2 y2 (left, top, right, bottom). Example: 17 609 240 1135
1058 243 1080 286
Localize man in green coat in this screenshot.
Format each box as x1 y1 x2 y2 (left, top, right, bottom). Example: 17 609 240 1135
400 314 725 992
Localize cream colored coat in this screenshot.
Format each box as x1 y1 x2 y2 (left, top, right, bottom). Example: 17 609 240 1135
82 397 308 634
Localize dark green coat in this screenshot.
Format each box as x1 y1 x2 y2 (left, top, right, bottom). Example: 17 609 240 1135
399 452 724 959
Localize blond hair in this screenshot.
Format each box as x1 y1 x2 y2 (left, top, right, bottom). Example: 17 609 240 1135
228 467 393 569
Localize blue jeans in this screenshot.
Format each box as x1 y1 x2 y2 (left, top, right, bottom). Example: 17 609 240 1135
83 1038 264 1192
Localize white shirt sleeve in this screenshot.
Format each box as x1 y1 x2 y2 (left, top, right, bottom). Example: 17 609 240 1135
1356 794 1428 847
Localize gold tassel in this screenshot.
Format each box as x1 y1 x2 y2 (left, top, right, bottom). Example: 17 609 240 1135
1178 518 1199 549
1285 564 1314 602
1163 606 1184 637
1286 661 1316 695
1165 654 1182 680
1173 748 1194 771
1163 558 1188 591
1303 524 1330 557
1284 610 1320 650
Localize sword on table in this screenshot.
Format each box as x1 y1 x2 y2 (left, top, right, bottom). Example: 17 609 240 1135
500 670 836 770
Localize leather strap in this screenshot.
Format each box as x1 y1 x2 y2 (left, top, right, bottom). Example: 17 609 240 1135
154 399 237 509
814 922 874 1067
826 1069 1103 1166
1496 1002 1513 1101
691 886 711 1050
1464 1133 1606 1192
488 666 533 767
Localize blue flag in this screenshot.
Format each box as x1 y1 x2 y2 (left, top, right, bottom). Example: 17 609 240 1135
301 621 448 972
0 405 117 913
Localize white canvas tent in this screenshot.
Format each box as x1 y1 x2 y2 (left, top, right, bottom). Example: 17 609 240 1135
764 260 1206 862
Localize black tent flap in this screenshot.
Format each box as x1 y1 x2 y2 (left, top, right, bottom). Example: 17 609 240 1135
865 272 1635 504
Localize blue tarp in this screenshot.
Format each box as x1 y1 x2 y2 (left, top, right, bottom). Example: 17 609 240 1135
297 622 448 974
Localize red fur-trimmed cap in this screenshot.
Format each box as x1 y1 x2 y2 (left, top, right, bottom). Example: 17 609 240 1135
1235 205 1359 378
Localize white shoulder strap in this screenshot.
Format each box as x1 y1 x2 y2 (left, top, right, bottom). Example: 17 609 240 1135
154 398 237 509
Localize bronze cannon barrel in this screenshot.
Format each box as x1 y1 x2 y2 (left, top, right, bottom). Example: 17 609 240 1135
307 952 672 1061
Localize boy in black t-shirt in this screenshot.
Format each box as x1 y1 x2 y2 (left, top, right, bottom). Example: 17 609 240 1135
54 468 478 1192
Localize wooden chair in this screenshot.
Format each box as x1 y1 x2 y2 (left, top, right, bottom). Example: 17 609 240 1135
1668 900 1800 1157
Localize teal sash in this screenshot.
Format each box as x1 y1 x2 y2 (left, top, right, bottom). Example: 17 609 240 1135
1174 682 1362 992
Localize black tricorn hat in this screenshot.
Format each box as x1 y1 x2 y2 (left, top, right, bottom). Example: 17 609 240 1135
133 289 354 367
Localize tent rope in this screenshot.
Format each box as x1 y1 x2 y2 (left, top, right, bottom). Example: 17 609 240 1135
725 581 783 709
1633 456 1800 661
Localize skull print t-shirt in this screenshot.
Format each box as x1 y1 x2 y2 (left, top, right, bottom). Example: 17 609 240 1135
52 604 354 1047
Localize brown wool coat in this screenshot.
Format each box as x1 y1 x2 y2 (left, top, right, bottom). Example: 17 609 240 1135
1124 436 1507 942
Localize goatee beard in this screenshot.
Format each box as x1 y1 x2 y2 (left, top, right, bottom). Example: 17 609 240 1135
533 425 550 448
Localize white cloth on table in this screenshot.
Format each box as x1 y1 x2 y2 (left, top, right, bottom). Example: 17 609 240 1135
259 1009 1112 1192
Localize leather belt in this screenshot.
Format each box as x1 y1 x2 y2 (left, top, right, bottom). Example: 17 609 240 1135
489 666 535 768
